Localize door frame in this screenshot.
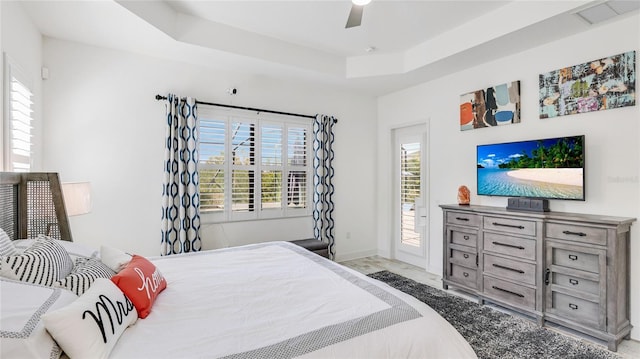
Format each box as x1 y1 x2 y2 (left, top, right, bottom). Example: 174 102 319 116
391 121 430 269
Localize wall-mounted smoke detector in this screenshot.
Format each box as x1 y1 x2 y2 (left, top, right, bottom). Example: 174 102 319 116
576 0 640 25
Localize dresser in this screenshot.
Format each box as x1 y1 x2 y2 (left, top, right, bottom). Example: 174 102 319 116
440 204 635 351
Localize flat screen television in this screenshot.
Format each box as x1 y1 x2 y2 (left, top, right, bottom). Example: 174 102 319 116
477 135 585 201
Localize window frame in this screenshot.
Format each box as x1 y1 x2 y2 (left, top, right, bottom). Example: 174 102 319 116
198 107 313 223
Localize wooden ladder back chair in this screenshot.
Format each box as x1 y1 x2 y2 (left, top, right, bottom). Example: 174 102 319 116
0 172 73 242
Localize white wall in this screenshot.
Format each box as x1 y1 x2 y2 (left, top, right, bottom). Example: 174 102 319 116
377 13 640 338
40 38 378 260
0 2 3 159
0 1 43 170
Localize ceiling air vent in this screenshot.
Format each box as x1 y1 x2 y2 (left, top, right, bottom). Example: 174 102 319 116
576 0 640 24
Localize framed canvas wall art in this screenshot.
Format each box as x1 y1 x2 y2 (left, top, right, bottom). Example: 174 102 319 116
460 81 521 131
539 51 636 118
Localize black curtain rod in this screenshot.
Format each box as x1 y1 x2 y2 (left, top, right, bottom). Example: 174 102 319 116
155 94 337 123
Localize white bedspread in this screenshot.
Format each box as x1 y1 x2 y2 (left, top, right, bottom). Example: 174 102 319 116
110 242 476 358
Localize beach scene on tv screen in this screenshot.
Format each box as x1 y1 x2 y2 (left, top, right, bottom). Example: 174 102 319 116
477 136 584 200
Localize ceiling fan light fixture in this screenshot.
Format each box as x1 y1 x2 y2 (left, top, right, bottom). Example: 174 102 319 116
346 0 370 28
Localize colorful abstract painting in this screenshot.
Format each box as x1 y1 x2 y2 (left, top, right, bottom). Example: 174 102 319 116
460 81 521 131
539 51 636 119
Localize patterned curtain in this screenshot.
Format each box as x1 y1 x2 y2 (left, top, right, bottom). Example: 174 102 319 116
313 114 336 259
160 94 201 256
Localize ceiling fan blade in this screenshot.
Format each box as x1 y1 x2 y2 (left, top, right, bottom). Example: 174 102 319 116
345 4 364 28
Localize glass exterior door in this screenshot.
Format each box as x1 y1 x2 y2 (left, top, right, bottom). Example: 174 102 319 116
394 125 427 263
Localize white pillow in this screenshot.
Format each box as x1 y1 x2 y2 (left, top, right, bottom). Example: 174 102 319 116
1 236 74 286
13 238 99 261
0 227 18 256
100 245 132 272
42 278 138 359
55 257 117 296
0 277 78 359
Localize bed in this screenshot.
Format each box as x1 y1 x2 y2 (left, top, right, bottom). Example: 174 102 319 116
0 173 476 358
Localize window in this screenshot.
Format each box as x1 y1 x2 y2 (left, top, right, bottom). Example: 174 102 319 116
399 141 421 247
198 109 312 222
3 57 34 172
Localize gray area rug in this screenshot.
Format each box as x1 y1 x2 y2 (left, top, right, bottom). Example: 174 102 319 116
368 270 620 359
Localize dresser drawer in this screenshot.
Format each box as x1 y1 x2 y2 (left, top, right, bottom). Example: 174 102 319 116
449 264 477 289
484 254 536 286
484 216 536 236
551 272 600 296
483 232 536 261
449 248 476 268
446 212 480 227
551 247 601 274
546 223 607 246
550 291 602 329
483 276 535 310
450 229 477 248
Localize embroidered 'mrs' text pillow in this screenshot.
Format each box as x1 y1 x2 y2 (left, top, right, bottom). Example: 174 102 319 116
42 278 138 359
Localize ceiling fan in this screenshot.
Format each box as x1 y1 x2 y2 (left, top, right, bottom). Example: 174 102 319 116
345 0 372 28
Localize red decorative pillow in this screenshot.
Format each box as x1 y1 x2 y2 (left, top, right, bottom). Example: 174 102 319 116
111 255 167 319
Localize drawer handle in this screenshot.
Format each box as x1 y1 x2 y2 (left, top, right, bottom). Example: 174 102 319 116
568 254 578 261
492 263 525 274
492 286 525 298
569 278 579 286
569 303 579 310
463 235 470 240
463 272 469 277
544 268 550 285
463 253 470 259
492 241 525 250
563 230 587 237
456 217 470 221
492 222 525 230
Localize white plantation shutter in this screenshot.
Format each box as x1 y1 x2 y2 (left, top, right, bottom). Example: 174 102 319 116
4 64 34 172
261 169 282 209
197 109 311 221
261 124 283 210
231 121 256 215
198 118 225 211
261 124 282 166
287 126 308 209
400 142 421 246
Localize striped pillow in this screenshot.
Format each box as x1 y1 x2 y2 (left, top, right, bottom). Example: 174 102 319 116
56 257 116 296
0 236 74 286
0 228 18 257
13 239 99 261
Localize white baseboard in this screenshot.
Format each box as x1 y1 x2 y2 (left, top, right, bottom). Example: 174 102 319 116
334 248 377 262
427 264 442 276
377 249 391 258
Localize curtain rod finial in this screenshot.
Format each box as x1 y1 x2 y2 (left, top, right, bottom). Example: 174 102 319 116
155 94 166 101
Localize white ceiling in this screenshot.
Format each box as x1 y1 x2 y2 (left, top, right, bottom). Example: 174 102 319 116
19 0 640 96
163 1 508 57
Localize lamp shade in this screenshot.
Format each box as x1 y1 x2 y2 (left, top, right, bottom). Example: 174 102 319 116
62 182 92 216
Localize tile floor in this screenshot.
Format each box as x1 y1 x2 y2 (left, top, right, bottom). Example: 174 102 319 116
340 255 640 359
